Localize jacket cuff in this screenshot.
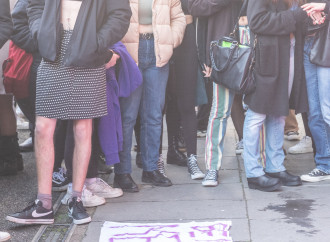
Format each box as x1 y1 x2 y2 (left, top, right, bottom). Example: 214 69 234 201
293 7 308 23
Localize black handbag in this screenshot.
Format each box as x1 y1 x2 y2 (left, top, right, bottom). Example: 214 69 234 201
209 0 256 95
310 20 330 67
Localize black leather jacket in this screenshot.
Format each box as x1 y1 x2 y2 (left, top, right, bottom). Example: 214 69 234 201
27 0 131 67
0 0 13 48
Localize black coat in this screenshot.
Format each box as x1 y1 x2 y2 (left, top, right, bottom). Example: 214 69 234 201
0 0 13 48
246 0 309 116
27 0 131 68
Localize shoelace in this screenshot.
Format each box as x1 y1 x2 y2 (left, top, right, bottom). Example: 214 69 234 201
157 154 167 178
236 140 243 149
309 168 324 176
53 168 66 182
188 155 203 175
205 170 217 180
21 200 38 212
73 198 87 213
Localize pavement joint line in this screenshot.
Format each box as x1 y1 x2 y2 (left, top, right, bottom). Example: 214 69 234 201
31 192 65 242
236 150 252 242
64 223 76 242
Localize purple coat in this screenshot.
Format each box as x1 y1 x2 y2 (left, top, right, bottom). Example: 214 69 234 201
98 42 142 165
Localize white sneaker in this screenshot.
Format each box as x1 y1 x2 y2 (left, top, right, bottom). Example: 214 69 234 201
301 168 330 182
284 131 300 141
235 140 244 155
86 178 123 198
0 232 10 242
288 136 313 154
197 130 207 138
187 155 205 180
61 183 106 207
202 170 218 187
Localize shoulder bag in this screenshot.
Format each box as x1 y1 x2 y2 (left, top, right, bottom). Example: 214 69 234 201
210 0 256 95
310 19 330 67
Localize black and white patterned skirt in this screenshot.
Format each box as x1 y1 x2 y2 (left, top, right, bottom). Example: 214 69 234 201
35 30 107 120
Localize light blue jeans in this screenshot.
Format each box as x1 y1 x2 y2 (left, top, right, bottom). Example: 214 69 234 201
243 109 286 178
115 37 169 174
304 36 330 173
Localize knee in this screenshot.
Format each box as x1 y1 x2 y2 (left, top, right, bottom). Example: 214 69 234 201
35 118 54 140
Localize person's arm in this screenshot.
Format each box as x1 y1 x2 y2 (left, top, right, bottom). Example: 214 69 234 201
247 0 306 36
0 0 13 48
187 0 242 17
96 0 131 61
26 0 44 44
170 0 187 48
11 0 37 53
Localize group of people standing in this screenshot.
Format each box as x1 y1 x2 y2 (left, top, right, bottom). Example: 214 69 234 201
0 0 329 240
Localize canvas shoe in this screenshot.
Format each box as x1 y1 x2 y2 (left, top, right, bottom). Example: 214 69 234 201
86 178 123 198
235 140 244 155
61 184 105 207
68 197 91 225
288 136 313 154
187 154 205 180
6 200 54 225
197 130 207 138
284 131 300 141
0 232 11 242
52 167 70 192
301 168 330 183
202 170 218 187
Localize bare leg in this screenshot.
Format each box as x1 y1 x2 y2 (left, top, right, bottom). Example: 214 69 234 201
35 116 57 195
0 94 16 136
72 119 92 193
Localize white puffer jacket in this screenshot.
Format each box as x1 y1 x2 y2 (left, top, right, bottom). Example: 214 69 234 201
122 0 186 67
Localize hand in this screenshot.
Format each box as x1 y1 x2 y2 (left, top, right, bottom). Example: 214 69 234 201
310 11 326 25
203 64 212 78
302 3 326 16
239 16 248 26
105 53 120 69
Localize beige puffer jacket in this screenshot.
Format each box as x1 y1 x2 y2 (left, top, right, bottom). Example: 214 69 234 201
122 0 186 67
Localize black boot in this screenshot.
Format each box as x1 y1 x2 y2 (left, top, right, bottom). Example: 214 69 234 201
0 133 23 175
167 136 188 167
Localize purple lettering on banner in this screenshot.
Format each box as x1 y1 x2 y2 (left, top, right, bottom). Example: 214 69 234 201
100 221 233 242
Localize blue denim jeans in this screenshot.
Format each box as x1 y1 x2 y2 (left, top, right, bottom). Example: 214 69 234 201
115 37 169 174
304 37 330 173
243 109 286 178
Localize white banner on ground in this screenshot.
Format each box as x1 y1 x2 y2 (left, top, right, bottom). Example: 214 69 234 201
99 221 232 242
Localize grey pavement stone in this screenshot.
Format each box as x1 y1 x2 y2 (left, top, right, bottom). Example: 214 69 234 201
92 200 246 221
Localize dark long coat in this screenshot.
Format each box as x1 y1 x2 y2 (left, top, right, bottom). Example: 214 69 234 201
246 0 308 116
0 0 13 48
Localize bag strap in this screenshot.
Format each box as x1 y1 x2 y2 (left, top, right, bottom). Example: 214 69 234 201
210 40 239 72
230 0 250 40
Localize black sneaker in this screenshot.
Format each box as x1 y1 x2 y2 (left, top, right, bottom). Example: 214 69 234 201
52 167 70 192
6 200 54 224
68 197 91 225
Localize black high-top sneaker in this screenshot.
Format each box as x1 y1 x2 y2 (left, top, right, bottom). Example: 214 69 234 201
6 200 54 224
166 136 188 167
68 197 91 225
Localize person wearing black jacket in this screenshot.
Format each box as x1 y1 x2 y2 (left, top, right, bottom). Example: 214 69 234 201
11 0 42 152
243 0 308 192
0 0 23 178
6 0 131 225
0 2 14 240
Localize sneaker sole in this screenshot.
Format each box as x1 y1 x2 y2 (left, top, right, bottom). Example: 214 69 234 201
285 135 300 141
73 216 92 225
248 182 281 192
300 175 330 182
6 216 54 225
202 180 218 187
288 148 313 154
191 174 205 180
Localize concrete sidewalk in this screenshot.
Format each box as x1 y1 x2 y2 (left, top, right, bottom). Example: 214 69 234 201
78 119 329 242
